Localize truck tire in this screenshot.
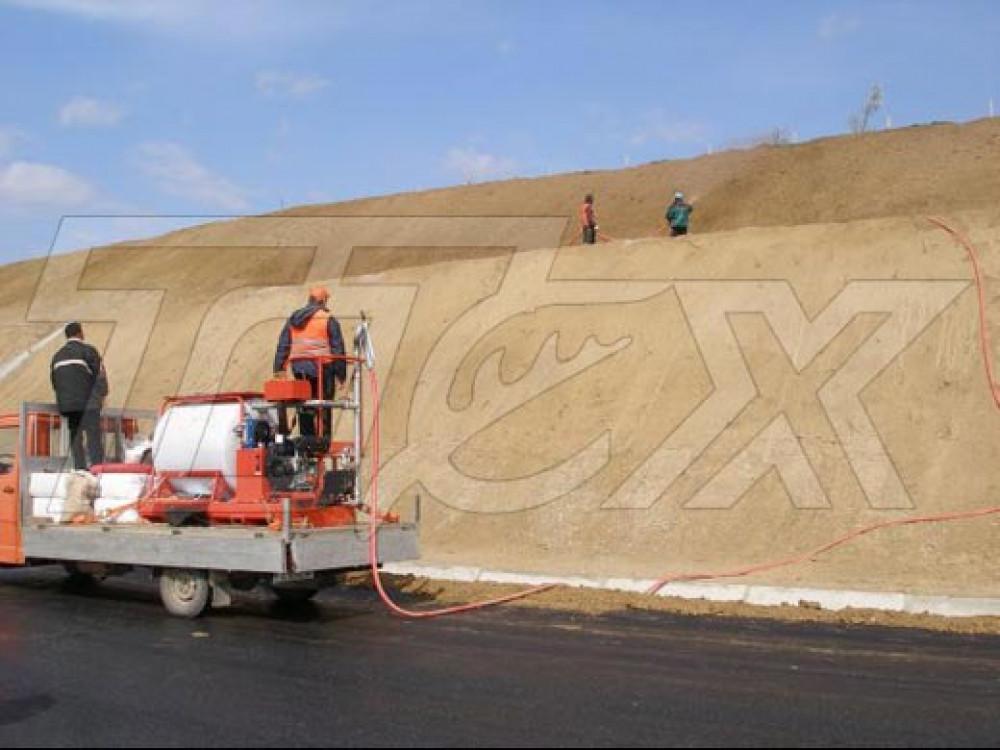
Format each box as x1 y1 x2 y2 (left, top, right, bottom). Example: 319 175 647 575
160 568 211 618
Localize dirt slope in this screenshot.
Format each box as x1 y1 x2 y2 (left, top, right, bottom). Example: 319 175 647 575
1 120 999 598
285 118 1000 242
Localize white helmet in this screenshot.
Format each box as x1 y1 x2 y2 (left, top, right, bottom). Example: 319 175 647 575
674 191 684 200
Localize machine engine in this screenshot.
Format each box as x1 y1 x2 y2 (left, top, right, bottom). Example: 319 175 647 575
140 318 374 527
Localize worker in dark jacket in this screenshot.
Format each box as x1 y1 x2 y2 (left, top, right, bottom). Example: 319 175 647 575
579 194 597 245
50 322 108 469
273 286 347 438
665 191 694 237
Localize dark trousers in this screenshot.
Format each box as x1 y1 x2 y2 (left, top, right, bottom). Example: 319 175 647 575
64 409 103 470
582 225 597 244
670 226 689 237
294 370 335 438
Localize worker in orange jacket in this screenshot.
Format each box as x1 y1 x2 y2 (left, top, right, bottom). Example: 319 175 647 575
273 286 347 438
579 194 597 245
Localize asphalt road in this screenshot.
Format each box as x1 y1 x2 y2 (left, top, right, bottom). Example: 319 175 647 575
0 568 997 748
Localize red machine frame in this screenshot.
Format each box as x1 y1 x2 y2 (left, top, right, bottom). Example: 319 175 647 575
138 355 367 529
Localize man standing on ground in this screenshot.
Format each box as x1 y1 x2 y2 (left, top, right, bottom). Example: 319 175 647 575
666 191 694 237
50 322 108 470
273 286 347 440
579 193 598 245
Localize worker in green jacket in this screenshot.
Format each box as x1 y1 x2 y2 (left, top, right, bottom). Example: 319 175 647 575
665 192 694 237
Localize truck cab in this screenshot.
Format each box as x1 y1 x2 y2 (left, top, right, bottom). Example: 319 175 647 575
0 410 145 566
0 414 22 564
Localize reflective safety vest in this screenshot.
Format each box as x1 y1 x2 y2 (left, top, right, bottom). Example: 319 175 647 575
579 202 595 228
289 310 332 361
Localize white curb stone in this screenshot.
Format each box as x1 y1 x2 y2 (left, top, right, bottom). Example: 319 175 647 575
382 562 1000 619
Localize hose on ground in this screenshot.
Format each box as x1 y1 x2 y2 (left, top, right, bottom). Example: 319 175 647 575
366 370 556 619
647 216 1000 593
368 215 1000 612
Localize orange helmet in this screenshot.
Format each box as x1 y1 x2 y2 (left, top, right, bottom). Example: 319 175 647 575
308 285 331 304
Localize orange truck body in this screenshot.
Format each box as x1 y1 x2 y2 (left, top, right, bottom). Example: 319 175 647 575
0 413 24 564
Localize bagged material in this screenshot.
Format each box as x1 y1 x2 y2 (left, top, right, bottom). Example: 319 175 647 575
98 473 149 502
94 497 141 524
65 471 98 516
31 496 77 523
31 470 96 523
29 472 70 500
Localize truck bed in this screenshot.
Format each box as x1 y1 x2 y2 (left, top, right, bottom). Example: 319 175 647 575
22 521 418 574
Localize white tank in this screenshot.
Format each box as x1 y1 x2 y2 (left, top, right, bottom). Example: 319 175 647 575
151 401 245 496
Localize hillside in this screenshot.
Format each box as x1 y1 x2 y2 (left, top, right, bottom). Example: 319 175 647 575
1 120 999 597
286 118 1000 241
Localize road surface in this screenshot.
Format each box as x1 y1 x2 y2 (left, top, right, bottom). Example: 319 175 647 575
0 567 997 747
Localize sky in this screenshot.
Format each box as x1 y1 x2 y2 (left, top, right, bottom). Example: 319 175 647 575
0 0 997 262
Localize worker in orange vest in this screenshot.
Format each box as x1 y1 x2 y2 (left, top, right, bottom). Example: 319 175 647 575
579 193 597 245
273 286 347 438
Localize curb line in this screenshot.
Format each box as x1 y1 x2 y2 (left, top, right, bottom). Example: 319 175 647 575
382 563 1000 618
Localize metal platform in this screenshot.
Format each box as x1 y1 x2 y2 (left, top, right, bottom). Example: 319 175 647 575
22 521 419 574
16 400 420 578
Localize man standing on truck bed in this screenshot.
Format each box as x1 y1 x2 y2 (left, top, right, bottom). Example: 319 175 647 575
273 286 347 439
50 321 108 469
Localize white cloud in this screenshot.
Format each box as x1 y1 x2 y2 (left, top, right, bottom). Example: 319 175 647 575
135 141 251 211
2 0 350 43
443 146 517 183
819 12 861 40
3 0 185 24
255 70 330 98
59 96 124 127
0 161 96 207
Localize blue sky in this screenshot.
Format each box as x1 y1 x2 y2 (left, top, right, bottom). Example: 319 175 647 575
0 0 997 262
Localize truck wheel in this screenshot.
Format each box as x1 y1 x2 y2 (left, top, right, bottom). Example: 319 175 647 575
160 568 211 618
271 585 319 604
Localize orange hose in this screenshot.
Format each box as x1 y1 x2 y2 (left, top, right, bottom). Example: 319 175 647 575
646 505 1000 595
927 216 1000 409
367 371 556 619
370 215 1000 612
647 216 1000 594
